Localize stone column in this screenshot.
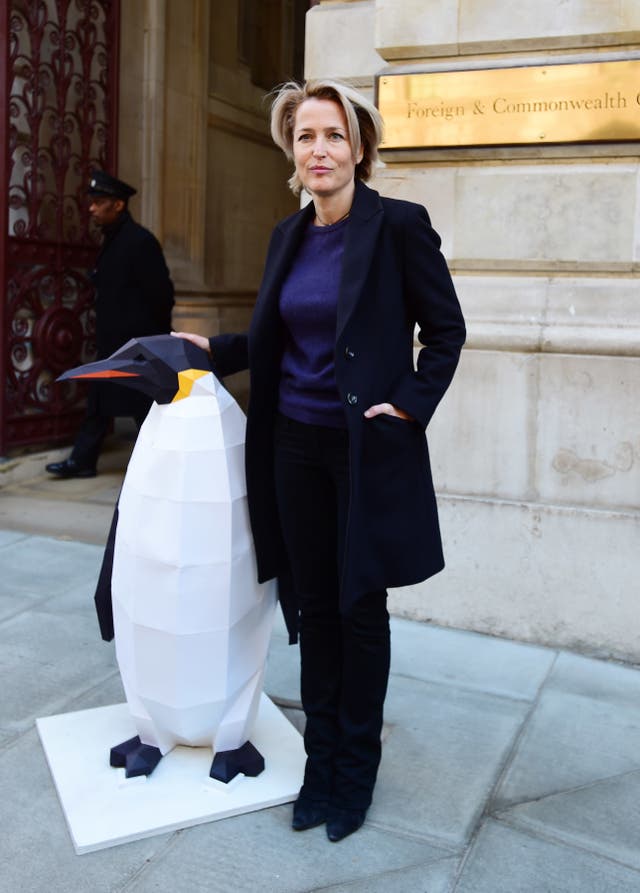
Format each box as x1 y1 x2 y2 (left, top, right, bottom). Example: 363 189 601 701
306 0 640 661
140 0 166 240
119 0 210 283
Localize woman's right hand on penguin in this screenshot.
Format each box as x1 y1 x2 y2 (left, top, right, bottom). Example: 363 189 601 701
171 331 211 355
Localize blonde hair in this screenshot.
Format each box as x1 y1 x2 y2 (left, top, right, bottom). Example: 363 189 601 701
270 79 384 195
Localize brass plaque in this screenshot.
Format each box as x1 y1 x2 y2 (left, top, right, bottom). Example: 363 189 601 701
378 60 640 149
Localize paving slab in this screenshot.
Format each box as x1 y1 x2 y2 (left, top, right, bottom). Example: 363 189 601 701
0 606 117 734
389 617 555 701
318 855 461 892
122 806 451 893
37 578 103 619
14 472 122 501
0 425 132 545
369 674 529 847
546 650 640 709
4 529 640 891
64 669 125 713
499 769 640 872
264 627 300 705
0 494 116 545
0 727 20 750
494 653 640 809
455 820 640 893
0 446 66 488
0 529 28 548
264 615 558 711
0 535 102 596
0 729 174 893
0 589 52 623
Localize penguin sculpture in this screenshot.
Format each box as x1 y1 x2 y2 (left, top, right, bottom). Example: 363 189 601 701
58 335 277 782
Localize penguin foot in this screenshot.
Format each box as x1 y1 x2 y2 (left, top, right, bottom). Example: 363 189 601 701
209 740 265 783
110 736 163 778
110 736 141 768
126 743 162 778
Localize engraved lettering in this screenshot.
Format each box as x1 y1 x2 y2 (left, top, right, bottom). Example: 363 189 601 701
406 100 465 121
493 90 627 115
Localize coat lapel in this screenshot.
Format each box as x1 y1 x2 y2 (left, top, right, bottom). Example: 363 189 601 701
336 181 384 341
252 183 383 345
251 201 315 336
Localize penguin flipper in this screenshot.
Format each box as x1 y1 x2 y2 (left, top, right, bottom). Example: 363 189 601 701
94 501 119 641
209 740 265 783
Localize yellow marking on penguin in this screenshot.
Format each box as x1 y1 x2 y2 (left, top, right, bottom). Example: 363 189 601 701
172 368 209 402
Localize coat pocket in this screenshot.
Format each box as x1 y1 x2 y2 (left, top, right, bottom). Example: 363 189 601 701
361 413 427 506
358 414 437 582
362 413 420 460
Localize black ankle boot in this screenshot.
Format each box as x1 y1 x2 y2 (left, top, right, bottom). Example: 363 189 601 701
326 807 366 842
291 796 329 831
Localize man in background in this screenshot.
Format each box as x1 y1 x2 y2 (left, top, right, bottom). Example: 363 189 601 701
46 171 174 478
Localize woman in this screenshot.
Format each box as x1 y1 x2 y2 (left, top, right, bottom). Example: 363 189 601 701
175 79 465 842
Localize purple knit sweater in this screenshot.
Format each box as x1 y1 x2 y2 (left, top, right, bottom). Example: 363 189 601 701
278 217 348 428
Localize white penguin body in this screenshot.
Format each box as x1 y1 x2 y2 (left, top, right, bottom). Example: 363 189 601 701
111 371 277 757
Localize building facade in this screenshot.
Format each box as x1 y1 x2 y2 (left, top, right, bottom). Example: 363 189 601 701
117 1 305 402
3 1 638 660
304 0 640 660
0 1 305 451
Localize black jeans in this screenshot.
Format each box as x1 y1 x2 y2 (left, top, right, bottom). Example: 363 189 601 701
274 413 390 811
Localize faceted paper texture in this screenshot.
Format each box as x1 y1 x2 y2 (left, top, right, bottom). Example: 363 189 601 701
111 372 277 756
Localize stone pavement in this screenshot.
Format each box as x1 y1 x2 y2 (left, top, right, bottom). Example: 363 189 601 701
2 441 640 892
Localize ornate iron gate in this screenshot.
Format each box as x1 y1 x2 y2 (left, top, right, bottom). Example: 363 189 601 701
0 0 119 453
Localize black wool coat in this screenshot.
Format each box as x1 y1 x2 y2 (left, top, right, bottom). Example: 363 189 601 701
90 211 174 416
210 181 466 642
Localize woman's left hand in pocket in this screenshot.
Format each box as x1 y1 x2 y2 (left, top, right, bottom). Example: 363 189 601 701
364 403 414 421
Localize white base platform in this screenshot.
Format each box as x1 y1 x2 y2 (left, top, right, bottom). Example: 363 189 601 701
37 695 305 854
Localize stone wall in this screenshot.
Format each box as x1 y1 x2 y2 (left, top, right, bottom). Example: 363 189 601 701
118 1 297 401
307 1 640 660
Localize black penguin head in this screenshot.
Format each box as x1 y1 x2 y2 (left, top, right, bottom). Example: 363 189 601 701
57 335 213 404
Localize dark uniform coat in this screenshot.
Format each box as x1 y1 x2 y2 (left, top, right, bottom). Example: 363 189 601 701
209 181 466 642
90 210 174 417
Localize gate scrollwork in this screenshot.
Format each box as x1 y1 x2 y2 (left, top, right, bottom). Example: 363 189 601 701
2 0 118 451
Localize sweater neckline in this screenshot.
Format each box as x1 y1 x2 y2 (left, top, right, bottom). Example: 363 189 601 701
307 215 350 234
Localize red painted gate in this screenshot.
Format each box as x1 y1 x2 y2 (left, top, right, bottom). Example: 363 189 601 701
0 0 119 453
